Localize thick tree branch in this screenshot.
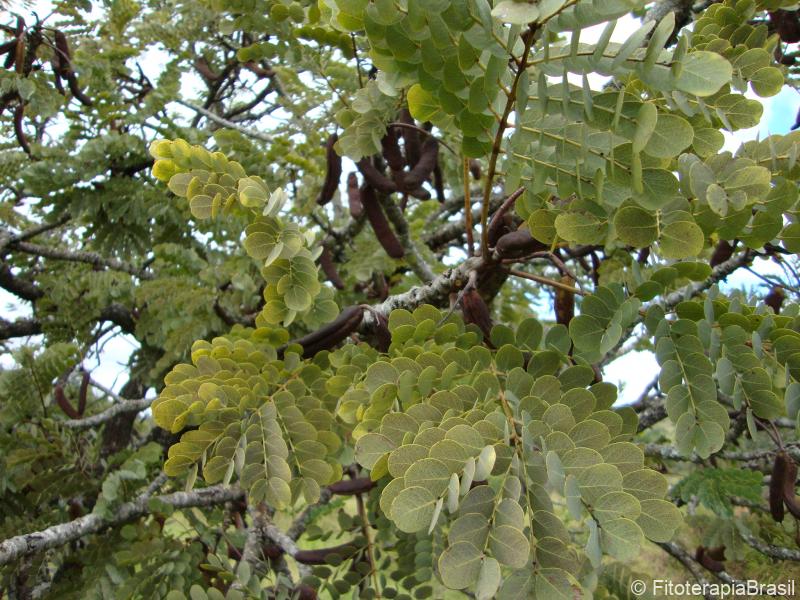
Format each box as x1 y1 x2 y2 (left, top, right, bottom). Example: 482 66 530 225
739 530 800 561
657 541 716 600
0 316 41 340
61 397 153 429
0 484 244 566
6 240 154 279
176 99 273 143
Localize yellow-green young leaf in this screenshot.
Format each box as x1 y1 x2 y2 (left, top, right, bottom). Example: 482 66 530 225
750 66 783 97
438 541 482 589
781 223 800 253
658 219 705 259
600 517 644 561
475 557 502 600
613 206 658 247
528 209 558 244
643 114 694 158
554 212 607 245
407 84 441 122
636 499 682 542
392 486 438 533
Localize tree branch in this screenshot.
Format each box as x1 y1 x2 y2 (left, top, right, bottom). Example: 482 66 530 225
176 99 273 144
739 530 800 562
61 397 153 429
6 240 154 279
0 316 41 340
0 484 244 566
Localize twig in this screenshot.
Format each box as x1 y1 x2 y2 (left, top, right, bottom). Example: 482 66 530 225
175 99 273 143
507 268 587 296
739 530 800 562
6 240 154 279
657 541 716 600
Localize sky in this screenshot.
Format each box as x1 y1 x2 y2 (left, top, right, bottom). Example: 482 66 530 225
1 1 799 404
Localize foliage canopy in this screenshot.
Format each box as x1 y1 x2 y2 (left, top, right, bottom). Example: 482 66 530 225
1 0 800 598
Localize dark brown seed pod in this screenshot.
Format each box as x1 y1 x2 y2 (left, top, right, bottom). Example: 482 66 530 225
381 126 405 173
289 305 364 358
3 41 16 69
317 133 342 205
771 10 800 43
318 246 344 290
54 30 71 69
710 240 734 267
555 276 575 326
782 454 800 518
408 186 431 201
328 477 375 495
346 172 363 218
294 542 360 565
469 159 481 180
77 370 89 416
356 157 396 194
764 286 785 315
706 545 726 562
13 103 30 155
54 384 80 419
404 136 438 189
770 452 788 522
14 35 24 74
432 161 445 202
495 229 547 259
487 213 514 247
695 546 725 573
398 108 421 168
361 185 404 259
461 289 493 342
294 584 318 600
66 71 92 106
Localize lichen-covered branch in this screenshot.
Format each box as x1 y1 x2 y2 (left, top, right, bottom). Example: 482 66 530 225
739 530 800 562
0 484 244 566
61 397 153 429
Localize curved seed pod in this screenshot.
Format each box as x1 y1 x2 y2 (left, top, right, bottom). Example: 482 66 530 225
469 158 481 180
710 239 734 267
3 41 16 69
432 161 445 202
370 311 391 353
782 454 800 518
0 39 16 59
289 305 364 358
404 136 438 189
361 185 404 259
54 384 80 419
555 276 575 326
399 108 421 167
77 370 89 416
408 186 431 201
66 71 92 106
294 542 359 565
706 546 726 562
487 213 514 247
317 133 342 205
357 157 396 194
495 229 547 258
54 30 71 71
14 36 25 74
695 546 724 573
770 452 788 522
294 584 318 600
346 172 363 218
764 286 785 315
13 103 30 155
771 10 800 43
52 65 65 94
381 126 405 173
318 246 344 289
328 477 375 495
461 289 492 342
